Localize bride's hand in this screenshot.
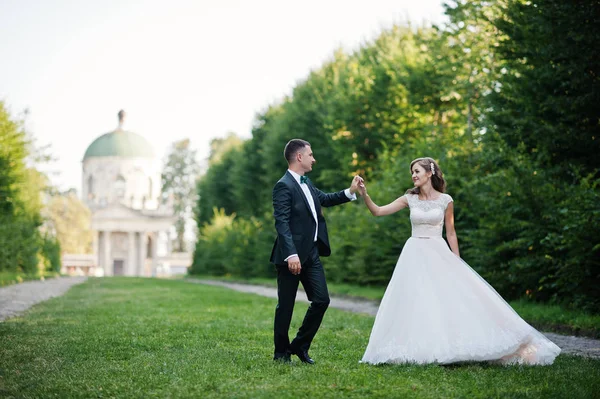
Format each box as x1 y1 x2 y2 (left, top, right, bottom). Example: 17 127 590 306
357 179 367 196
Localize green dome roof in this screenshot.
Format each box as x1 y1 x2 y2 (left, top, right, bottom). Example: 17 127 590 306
83 129 155 160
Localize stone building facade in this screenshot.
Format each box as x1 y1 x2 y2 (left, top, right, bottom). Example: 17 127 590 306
81 111 175 276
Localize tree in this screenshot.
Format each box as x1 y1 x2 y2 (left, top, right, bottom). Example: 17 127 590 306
229 111 274 218
43 189 92 254
187 12 600 311
195 146 242 226
442 0 506 139
460 0 600 310
0 101 59 274
491 0 600 175
207 133 244 165
161 139 201 252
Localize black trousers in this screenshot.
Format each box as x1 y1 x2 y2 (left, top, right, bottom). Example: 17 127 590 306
273 245 331 357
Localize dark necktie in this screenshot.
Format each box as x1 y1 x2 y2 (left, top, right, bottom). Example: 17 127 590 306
300 176 308 184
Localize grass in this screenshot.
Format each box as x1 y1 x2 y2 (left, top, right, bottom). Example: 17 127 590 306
1 278 599 398
195 275 600 339
510 299 600 338
0 270 60 287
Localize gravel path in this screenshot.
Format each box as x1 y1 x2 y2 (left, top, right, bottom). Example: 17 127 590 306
1 277 597 359
192 279 600 360
0 277 88 322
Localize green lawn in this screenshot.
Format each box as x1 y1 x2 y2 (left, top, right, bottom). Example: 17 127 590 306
1 278 598 398
195 275 600 338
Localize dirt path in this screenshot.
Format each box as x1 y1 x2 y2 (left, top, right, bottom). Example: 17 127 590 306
191 279 600 360
0 277 87 322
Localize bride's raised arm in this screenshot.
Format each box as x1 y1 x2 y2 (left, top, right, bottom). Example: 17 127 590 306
359 182 408 216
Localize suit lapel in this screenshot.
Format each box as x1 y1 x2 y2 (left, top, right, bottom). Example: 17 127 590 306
286 171 316 219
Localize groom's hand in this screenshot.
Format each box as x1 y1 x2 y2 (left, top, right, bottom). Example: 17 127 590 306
350 175 364 195
287 256 302 275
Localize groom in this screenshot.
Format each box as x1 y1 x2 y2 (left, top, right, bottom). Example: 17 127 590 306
270 139 361 364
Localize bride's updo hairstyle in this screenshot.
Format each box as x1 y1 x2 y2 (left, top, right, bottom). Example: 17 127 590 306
406 157 446 195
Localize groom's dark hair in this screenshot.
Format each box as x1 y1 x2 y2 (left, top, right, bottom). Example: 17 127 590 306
284 139 311 163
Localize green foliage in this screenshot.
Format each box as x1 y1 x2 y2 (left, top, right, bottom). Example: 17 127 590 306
0 103 27 217
0 102 58 274
0 212 41 274
491 0 600 175
191 208 274 279
0 271 60 287
206 132 244 166
40 233 61 273
161 138 200 252
229 120 273 218
195 147 242 226
459 0 600 311
44 189 92 254
192 2 599 312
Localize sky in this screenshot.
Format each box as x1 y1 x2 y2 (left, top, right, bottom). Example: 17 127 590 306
0 0 446 193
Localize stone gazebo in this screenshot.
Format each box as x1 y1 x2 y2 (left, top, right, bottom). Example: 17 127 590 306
82 111 174 276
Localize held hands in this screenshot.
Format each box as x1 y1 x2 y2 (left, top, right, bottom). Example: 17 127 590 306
287 256 302 275
357 177 367 197
350 175 365 195
286 176 366 276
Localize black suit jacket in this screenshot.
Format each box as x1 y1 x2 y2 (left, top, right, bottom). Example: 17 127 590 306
270 171 351 266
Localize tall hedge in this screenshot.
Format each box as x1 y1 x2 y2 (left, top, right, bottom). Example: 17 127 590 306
191 2 600 312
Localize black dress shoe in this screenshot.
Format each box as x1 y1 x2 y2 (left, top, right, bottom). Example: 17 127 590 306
293 350 315 364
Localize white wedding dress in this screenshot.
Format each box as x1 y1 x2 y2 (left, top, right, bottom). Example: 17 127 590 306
361 193 561 365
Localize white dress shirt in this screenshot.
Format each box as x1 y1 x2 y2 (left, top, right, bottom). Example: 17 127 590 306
285 169 356 261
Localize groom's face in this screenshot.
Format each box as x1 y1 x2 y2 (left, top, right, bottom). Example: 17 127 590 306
298 146 316 173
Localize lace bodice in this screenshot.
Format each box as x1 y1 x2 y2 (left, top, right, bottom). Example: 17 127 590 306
406 193 453 238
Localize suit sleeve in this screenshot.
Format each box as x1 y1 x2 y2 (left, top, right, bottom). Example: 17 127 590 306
313 186 352 208
273 181 296 259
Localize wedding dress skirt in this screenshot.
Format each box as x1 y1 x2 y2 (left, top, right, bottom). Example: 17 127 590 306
361 194 560 365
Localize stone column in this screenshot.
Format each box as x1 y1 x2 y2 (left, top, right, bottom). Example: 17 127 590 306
103 230 112 276
128 231 136 276
166 230 172 255
92 231 99 256
137 232 147 276
93 231 100 276
151 231 159 277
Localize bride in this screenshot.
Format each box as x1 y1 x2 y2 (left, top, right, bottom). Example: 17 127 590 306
358 157 561 365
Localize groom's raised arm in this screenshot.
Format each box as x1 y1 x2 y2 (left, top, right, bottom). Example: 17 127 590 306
313 176 360 207
314 188 353 208
273 181 296 259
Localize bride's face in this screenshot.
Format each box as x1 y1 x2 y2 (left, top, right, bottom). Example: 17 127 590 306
411 164 431 187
